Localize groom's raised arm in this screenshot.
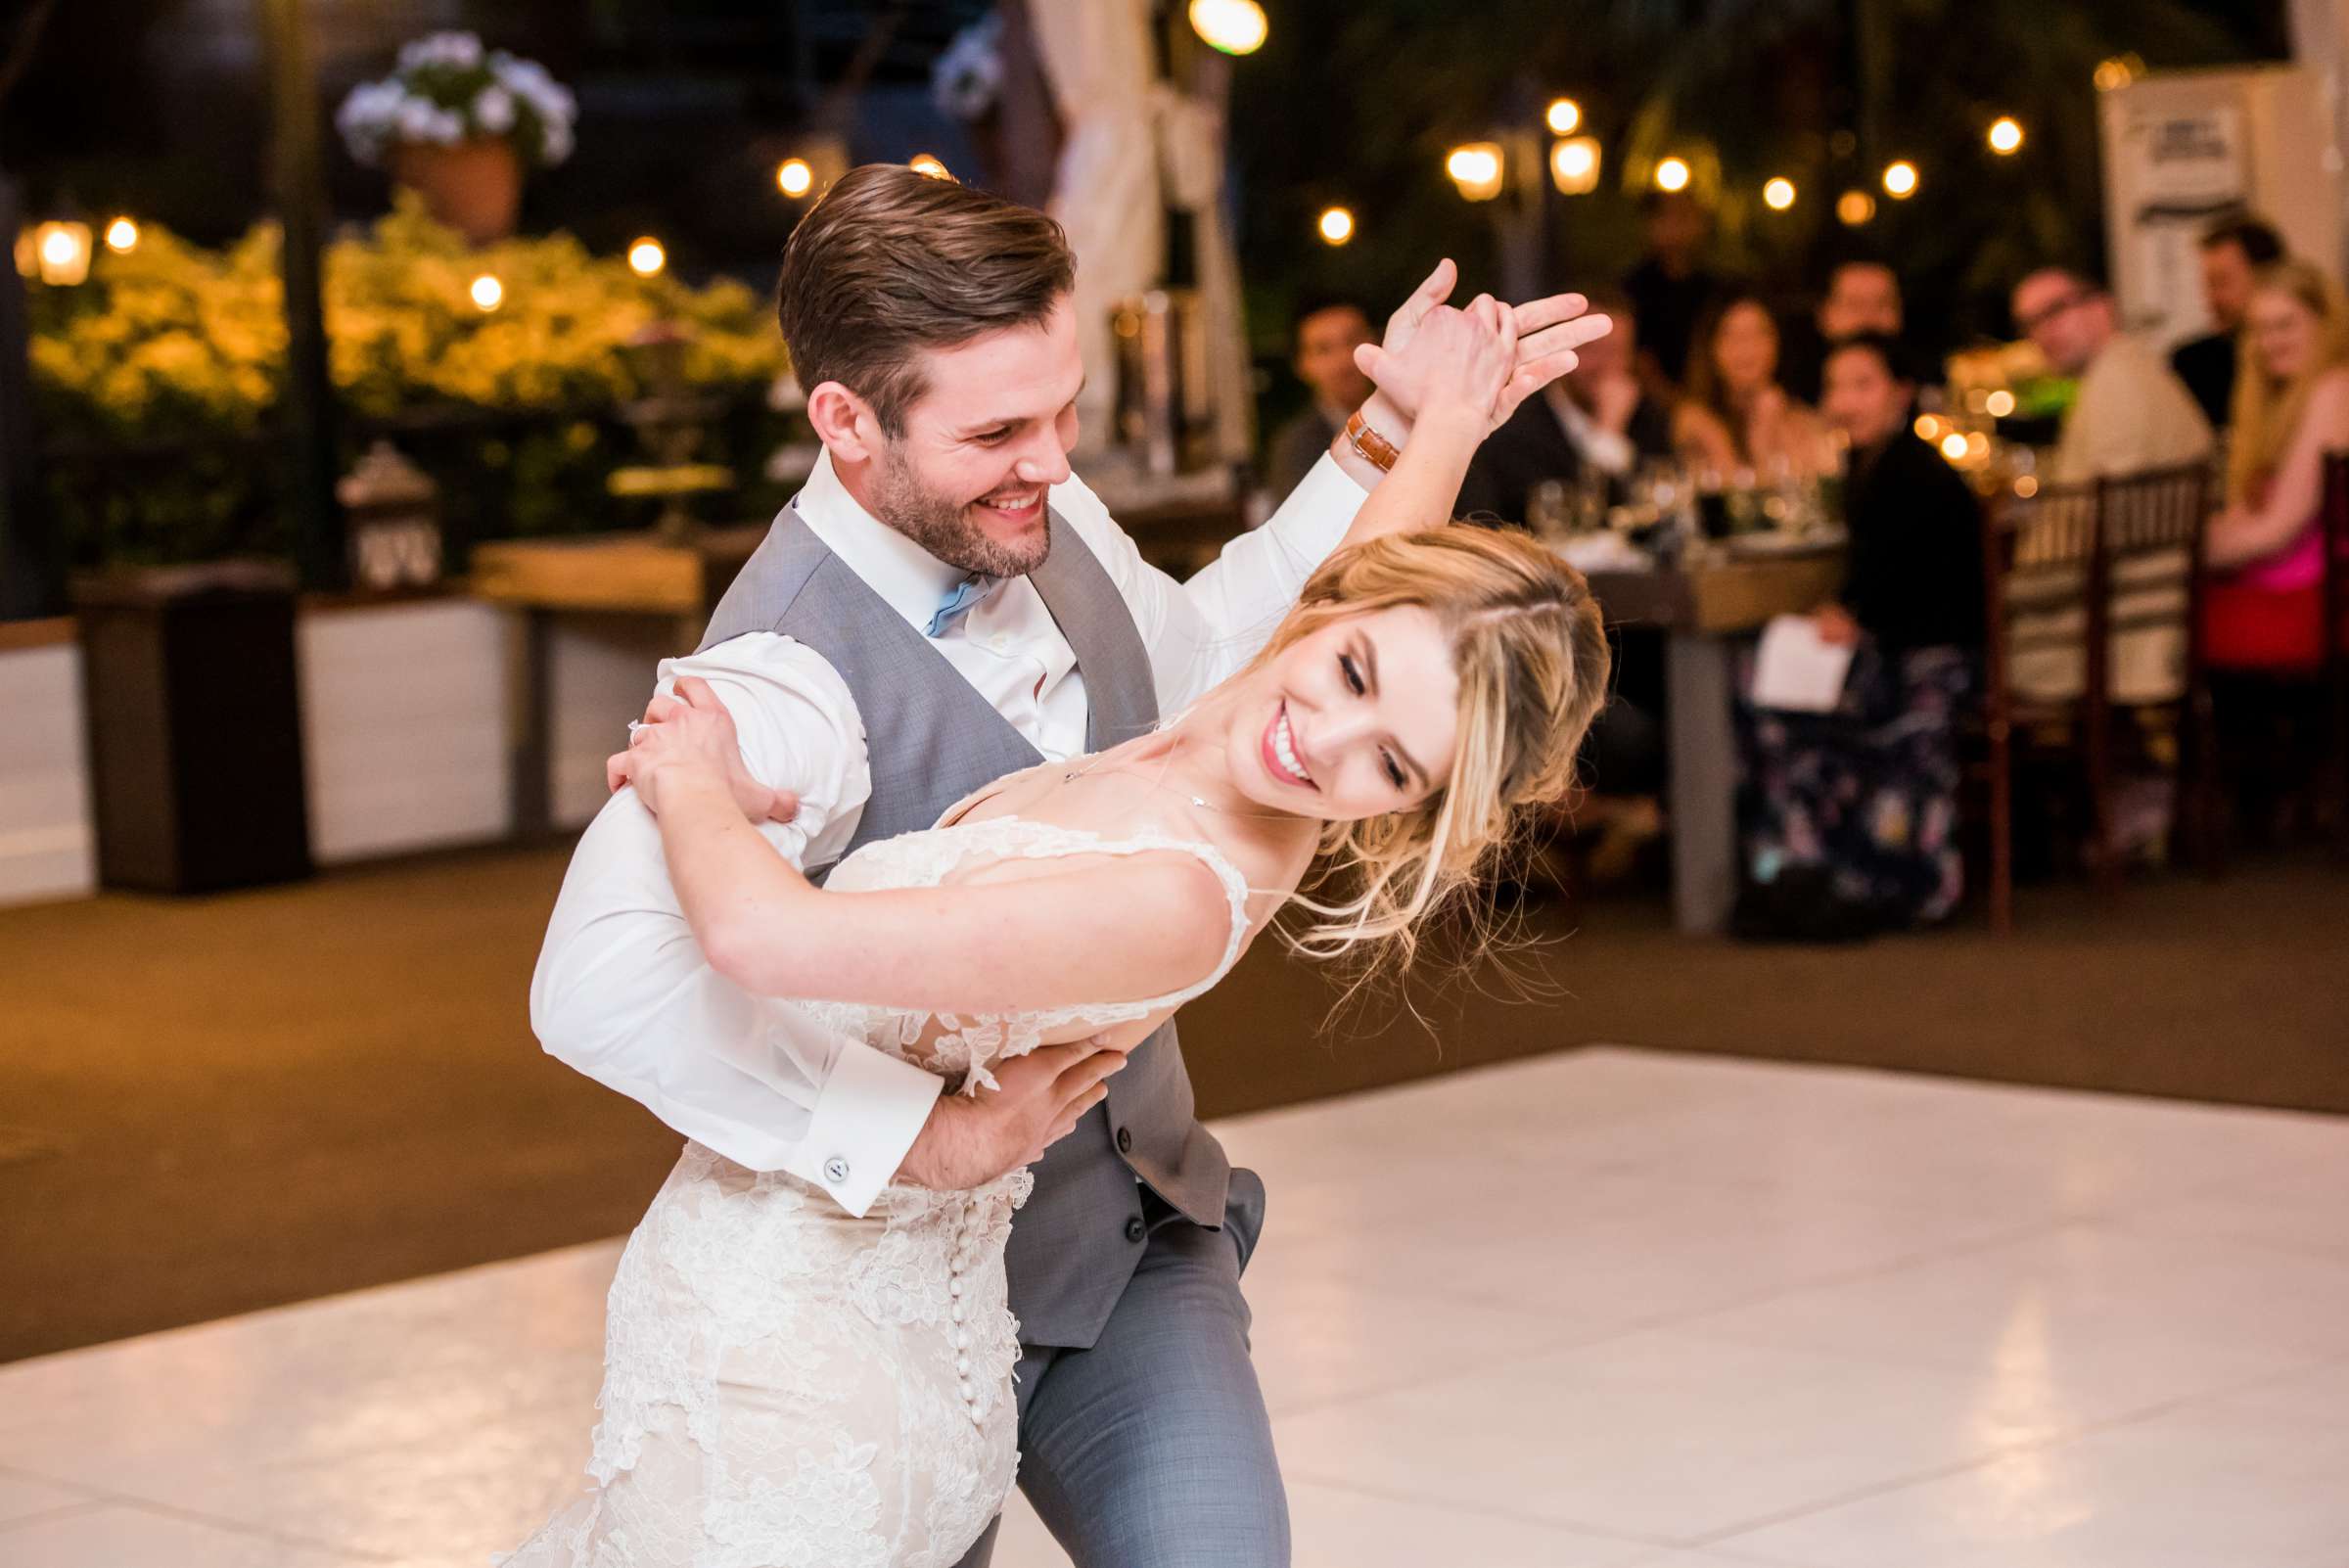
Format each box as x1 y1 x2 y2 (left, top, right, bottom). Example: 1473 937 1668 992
529 633 944 1217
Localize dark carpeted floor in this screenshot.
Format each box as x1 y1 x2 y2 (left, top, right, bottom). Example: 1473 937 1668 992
2 846 2343 1364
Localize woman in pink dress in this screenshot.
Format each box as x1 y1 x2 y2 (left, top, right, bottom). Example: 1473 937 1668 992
2203 257 2349 670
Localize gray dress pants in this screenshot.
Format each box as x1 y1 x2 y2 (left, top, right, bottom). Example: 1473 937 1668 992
951 1171 1285 1568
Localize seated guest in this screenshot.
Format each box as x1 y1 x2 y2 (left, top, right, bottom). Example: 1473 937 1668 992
1734 333 1983 937
1784 259 1905 402
1681 291 1832 478
1456 285 1679 524
2203 257 2349 672
2011 266 2213 482
2011 266 2216 710
2171 214 2285 432
1265 295 1375 496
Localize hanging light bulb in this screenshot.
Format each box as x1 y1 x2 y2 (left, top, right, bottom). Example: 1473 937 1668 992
1549 137 1601 196
1836 189 1876 227
1762 177 1797 211
470 273 504 311
104 216 139 254
1654 157 1691 193
1988 117 2024 156
627 237 667 277
1544 98 1582 136
1882 161 1919 198
1445 143 1505 202
28 220 92 286
776 159 814 197
1188 0 1268 56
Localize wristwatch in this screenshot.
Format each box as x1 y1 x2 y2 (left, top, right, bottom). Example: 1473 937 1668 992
1343 408 1401 474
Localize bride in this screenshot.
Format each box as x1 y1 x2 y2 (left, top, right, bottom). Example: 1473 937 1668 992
502 297 1610 1567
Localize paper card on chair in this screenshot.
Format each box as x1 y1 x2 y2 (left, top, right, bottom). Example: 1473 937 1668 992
1751 614 1855 713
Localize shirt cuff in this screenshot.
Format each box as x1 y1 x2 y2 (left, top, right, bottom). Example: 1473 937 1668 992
783 1044 944 1217
1259 451 1368 563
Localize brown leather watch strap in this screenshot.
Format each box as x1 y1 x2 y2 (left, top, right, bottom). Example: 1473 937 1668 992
1343 408 1401 473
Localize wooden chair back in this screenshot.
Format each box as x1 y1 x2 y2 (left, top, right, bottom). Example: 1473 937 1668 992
1976 460 2216 929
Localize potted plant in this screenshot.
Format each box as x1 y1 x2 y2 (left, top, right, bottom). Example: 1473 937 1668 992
336 32 576 246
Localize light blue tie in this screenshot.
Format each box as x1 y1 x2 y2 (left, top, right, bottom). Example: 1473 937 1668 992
927 574 993 638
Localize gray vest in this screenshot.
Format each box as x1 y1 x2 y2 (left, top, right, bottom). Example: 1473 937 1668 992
698 504 1233 1349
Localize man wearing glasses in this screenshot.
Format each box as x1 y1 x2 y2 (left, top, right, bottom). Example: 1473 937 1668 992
2010 267 2212 484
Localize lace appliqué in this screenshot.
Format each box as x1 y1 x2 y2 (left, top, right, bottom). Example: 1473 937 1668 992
500 817 1249 1568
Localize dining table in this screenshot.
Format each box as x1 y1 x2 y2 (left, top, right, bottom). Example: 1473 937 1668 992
1577 539 1848 935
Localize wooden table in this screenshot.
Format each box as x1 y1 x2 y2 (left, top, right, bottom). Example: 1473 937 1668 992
1582 546 1847 935
470 526 767 839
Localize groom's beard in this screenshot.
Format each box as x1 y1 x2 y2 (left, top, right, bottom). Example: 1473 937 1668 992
869 441 1052 578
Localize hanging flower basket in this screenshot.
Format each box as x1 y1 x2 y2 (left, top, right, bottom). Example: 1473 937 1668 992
388 138 523 246
337 31 576 246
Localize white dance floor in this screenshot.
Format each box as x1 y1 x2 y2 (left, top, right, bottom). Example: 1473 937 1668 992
4 1045 2348 1567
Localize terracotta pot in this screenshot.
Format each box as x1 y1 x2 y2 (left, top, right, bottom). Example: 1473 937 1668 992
389 138 522 246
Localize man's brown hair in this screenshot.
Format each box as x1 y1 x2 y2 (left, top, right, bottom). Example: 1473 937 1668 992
775 163 1077 436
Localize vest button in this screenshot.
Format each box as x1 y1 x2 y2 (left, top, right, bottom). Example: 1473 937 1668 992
1124 1215 1146 1244
1115 1126 1133 1155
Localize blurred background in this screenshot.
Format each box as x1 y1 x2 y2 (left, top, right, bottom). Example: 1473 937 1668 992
2 5 2347 1562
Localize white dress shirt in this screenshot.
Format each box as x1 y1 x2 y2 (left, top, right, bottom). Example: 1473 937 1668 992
1546 384 1638 477
531 449 1367 1216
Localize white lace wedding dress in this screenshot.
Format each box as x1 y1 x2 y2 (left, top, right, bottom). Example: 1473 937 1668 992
500 816 1252 1568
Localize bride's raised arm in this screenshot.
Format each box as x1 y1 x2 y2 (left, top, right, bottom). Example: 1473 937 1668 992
616 680 1243 1016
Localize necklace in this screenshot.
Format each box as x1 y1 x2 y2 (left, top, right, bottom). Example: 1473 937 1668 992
1059 729 1297 822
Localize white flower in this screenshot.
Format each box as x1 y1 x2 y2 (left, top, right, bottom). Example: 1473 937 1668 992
399 31 482 72
540 118 574 165
428 106 466 146
933 15 1005 121
395 96 439 144
475 84 516 134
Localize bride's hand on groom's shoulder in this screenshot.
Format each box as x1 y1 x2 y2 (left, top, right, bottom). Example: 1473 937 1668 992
1355 259 1615 434
606 675 801 824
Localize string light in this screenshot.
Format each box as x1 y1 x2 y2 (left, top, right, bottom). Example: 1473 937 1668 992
776 159 813 197
1988 117 2024 156
1544 98 1582 136
1445 143 1505 202
470 273 504 311
1188 0 1268 56
627 237 667 277
1939 432 1970 463
1986 389 2016 418
1550 137 1601 196
1316 206 1355 246
1654 157 1691 193
1882 161 1919 199
104 216 138 254
27 220 91 286
1836 189 1875 226
1763 177 1796 211
908 154 953 181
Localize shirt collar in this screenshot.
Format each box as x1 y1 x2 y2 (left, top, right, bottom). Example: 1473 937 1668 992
793 448 969 633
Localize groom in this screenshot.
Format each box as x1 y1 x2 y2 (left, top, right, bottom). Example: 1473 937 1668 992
533 163 1604 1566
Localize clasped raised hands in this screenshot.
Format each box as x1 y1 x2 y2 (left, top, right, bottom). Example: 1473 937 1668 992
1359 258 1613 436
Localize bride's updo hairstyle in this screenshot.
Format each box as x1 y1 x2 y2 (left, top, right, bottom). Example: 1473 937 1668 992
1256 525 1610 972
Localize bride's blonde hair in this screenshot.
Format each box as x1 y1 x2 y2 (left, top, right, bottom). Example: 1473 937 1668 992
1249 525 1610 974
